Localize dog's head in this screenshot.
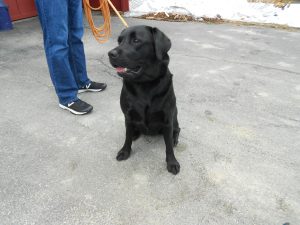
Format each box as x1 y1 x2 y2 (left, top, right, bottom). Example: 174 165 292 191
108 25 171 82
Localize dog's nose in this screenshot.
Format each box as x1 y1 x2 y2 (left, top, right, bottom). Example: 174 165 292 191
108 49 119 58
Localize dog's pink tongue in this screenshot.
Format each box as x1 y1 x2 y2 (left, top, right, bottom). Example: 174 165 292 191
116 67 126 73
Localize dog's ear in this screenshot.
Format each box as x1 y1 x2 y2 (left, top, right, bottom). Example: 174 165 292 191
152 27 171 61
120 28 127 34
119 28 128 37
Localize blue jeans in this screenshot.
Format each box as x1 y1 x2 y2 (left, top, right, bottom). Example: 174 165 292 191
35 0 90 105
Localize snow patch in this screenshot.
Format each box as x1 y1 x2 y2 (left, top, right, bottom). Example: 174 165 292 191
127 0 300 28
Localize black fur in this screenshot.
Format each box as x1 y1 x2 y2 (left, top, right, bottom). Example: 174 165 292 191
108 26 180 175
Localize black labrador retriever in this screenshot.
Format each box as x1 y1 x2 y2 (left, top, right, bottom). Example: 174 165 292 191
108 25 181 175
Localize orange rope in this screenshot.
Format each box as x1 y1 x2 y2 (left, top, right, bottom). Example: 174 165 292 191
83 0 129 44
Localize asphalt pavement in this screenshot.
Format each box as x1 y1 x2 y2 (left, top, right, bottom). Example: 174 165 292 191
0 16 299 225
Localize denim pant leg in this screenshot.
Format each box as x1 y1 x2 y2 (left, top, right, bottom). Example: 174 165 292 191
68 0 90 88
35 0 78 105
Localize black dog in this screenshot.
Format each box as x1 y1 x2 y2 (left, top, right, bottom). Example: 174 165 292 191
108 26 181 175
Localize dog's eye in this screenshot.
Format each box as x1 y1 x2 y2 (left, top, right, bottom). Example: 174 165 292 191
133 38 140 44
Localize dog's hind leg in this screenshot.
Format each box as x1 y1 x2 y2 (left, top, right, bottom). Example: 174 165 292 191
173 109 180 147
173 128 180 147
163 126 180 175
116 122 134 161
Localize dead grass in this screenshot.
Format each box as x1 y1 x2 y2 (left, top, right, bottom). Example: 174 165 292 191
139 12 196 22
139 12 224 23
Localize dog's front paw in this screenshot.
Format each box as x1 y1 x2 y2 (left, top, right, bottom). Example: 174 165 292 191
116 148 131 161
167 160 180 175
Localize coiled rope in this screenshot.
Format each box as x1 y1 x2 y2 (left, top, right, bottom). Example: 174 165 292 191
83 0 129 43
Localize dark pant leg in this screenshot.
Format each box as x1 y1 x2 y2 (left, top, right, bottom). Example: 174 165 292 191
35 0 78 105
68 0 90 88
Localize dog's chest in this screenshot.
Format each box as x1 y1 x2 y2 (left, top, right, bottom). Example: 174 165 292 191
121 81 173 133
128 101 165 133
129 101 164 122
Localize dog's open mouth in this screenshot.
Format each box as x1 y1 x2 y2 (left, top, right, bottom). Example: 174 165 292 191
116 66 142 75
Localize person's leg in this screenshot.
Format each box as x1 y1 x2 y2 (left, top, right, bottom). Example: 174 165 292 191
68 0 107 93
35 0 78 105
68 0 90 88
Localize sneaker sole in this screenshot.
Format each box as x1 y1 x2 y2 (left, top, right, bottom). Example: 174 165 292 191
59 104 92 115
78 88 105 94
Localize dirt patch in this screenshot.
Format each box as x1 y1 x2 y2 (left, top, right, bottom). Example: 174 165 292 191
135 12 300 32
139 12 197 22
224 20 300 31
138 12 224 23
